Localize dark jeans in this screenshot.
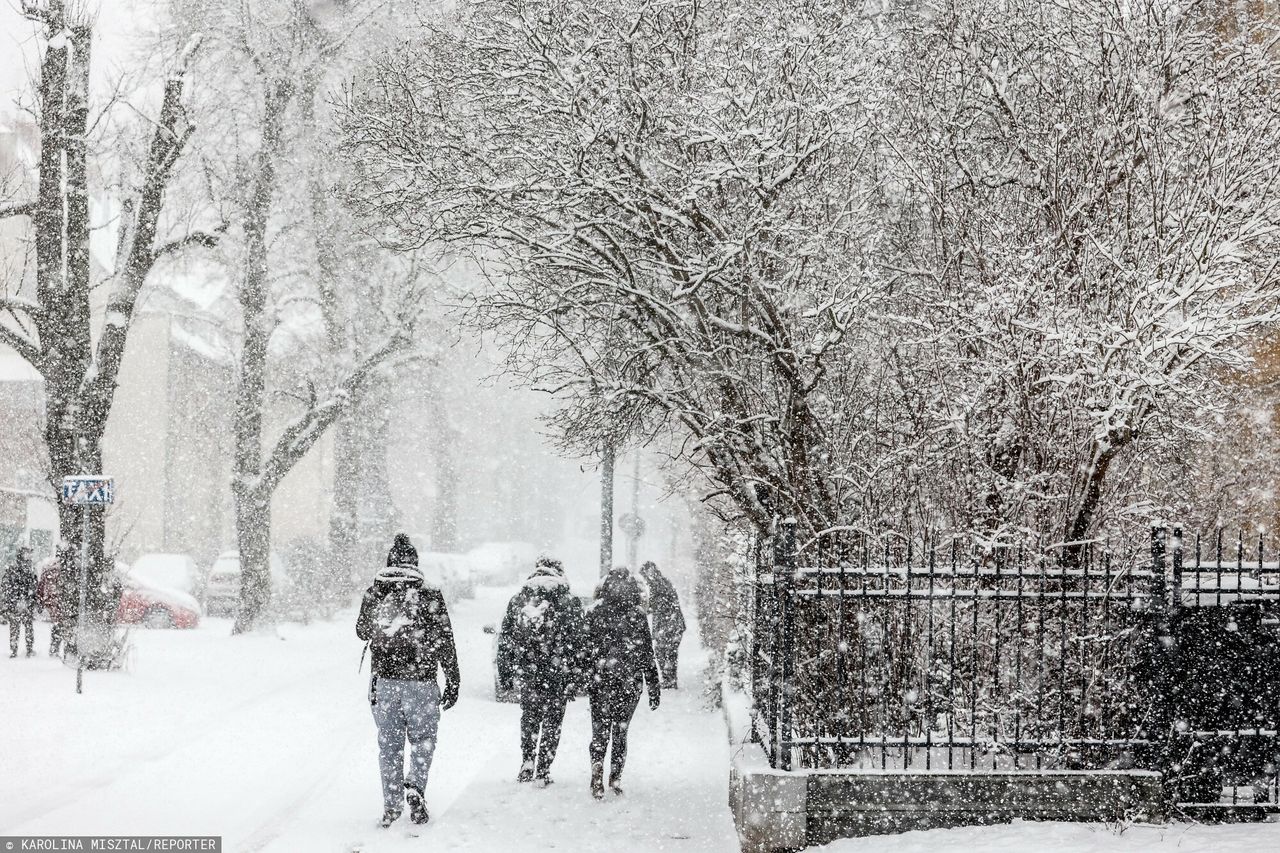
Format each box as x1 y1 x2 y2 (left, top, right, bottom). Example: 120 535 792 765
8 612 33 655
589 679 642 782
655 636 681 688
520 685 567 775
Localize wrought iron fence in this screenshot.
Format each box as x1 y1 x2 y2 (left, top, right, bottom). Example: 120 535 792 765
748 522 1280 810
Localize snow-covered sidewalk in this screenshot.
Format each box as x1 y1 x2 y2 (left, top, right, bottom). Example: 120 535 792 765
0 587 739 853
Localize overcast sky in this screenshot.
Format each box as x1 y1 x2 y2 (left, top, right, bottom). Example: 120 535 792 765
0 1 157 124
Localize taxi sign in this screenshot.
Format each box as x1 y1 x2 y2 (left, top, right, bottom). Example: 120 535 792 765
61 476 115 505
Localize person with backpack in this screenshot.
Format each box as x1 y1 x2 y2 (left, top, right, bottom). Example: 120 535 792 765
356 533 461 829
639 561 686 689
496 556 584 786
582 567 660 799
2 546 37 658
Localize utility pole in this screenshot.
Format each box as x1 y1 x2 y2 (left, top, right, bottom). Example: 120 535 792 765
600 440 614 577
628 450 640 570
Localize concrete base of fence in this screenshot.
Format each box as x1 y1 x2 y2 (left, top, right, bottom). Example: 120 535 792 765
720 690 1163 851
805 770 1164 846
730 760 808 853
730 760 1163 852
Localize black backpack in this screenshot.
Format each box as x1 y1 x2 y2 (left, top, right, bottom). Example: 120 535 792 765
370 582 428 661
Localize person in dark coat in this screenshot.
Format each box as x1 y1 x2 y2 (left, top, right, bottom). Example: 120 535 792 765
582 567 660 799
356 533 461 829
2 546 37 658
37 546 77 658
639 561 686 689
497 556 584 786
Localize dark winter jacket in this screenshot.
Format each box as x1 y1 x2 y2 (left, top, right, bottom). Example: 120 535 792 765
584 569 660 700
357 565 461 698
1 553 36 616
36 554 75 621
640 563 685 648
496 566 585 694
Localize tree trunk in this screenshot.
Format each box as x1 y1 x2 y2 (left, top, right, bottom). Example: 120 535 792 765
328 410 361 582
232 484 273 633
1062 435 1126 568
357 380 400 559
231 82 282 633
423 373 458 552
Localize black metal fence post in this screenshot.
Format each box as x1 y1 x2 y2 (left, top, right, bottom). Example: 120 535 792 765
1148 525 1179 807
775 517 798 771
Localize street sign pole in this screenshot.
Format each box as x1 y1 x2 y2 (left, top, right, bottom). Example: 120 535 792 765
61 475 115 694
76 504 88 694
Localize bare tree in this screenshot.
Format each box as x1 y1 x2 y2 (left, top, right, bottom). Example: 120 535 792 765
344 0 1280 555
175 0 430 631
343 0 890 540
880 0 1280 556
0 0 209 648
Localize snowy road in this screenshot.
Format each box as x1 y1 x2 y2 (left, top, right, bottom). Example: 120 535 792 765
0 587 739 852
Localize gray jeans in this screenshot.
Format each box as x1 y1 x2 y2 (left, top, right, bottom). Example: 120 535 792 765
370 677 440 811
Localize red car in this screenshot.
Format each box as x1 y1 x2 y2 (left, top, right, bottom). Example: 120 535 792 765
116 570 201 629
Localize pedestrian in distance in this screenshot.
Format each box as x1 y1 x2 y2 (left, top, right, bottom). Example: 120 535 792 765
356 533 461 829
582 567 660 800
496 555 584 787
639 561 686 689
37 545 76 658
2 546 37 658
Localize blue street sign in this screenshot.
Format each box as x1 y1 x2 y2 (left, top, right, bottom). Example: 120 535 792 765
61 476 115 506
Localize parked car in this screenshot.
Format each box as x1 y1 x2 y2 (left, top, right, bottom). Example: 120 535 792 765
419 551 476 604
203 550 292 618
467 541 538 587
116 569 201 629
130 553 204 601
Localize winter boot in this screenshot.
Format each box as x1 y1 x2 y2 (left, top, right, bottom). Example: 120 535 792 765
517 761 535 783
378 809 401 828
8 650 15 659
405 785 429 825
534 772 554 788
590 762 605 800
608 771 623 796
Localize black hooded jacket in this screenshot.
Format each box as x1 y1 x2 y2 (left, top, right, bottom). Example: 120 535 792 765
640 563 686 647
357 565 461 689
1 553 36 615
583 570 659 697
496 566 584 693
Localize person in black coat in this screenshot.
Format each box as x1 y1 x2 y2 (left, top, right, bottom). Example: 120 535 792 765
582 567 660 799
356 534 461 828
639 561 686 689
2 547 36 658
496 556 584 785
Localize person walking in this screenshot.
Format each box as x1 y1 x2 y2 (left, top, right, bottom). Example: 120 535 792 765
582 567 660 799
639 561 686 689
2 546 37 658
37 546 76 658
496 556 584 786
356 533 461 829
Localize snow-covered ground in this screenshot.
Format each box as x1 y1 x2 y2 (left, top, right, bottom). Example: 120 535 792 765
5 587 1279 853
814 819 1280 853
0 586 738 852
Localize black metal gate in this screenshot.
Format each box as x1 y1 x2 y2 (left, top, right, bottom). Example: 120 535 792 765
748 521 1280 815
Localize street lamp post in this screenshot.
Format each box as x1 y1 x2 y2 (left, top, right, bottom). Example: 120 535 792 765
600 441 614 578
